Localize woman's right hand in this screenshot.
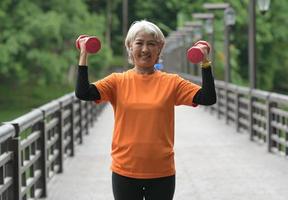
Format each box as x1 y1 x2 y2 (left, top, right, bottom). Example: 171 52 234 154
79 37 89 54
78 38 89 66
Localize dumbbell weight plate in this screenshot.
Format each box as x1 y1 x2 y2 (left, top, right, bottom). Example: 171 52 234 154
85 37 101 54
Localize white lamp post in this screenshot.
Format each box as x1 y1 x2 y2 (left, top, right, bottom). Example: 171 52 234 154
224 7 236 26
257 0 271 14
203 3 236 83
192 13 215 70
224 6 236 83
249 0 271 89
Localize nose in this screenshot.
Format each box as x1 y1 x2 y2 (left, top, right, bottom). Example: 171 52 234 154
141 44 149 53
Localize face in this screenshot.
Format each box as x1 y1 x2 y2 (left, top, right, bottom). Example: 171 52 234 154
130 32 161 68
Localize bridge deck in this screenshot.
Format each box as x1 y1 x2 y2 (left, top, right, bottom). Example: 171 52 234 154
42 105 288 200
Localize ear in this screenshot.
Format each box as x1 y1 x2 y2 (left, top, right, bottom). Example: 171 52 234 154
158 47 162 55
158 43 164 54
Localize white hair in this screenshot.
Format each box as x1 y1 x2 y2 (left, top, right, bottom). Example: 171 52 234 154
125 20 165 64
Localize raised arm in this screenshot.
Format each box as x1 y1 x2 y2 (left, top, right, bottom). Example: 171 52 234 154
192 42 216 105
75 40 101 101
193 63 216 105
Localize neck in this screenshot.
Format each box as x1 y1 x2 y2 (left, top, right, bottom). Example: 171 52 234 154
134 66 155 75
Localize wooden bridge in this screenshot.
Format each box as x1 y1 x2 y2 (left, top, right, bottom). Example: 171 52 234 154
1 72 288 200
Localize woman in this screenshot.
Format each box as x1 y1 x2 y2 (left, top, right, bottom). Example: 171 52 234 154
76 20 216 200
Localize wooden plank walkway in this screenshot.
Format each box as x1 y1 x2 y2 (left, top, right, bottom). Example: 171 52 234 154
42 104 288 200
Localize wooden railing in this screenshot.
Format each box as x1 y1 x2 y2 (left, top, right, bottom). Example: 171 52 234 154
0 93 104 200
1 62 288 199
163 33 288 160
181 73 288 159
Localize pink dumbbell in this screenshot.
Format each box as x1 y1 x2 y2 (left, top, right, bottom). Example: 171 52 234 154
75 35 101 54
187 40 210 64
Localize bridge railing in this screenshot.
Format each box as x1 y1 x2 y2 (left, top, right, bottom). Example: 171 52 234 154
163 32 288 160
0 93 103 200
180 73 288 159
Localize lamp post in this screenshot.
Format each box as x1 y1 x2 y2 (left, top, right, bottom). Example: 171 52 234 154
122 0 128 69
178 26 193 74
203 3 235 83
248 0 271 141
224 7 236 83
249 0 271 88
166 31 186 73
163 34 179 72
184 21 203 75
192 13 215 69
176 28 189 73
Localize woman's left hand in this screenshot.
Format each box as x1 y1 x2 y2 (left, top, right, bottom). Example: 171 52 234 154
197 41 211 61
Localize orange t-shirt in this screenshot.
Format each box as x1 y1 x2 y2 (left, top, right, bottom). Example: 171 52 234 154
93 69 201 178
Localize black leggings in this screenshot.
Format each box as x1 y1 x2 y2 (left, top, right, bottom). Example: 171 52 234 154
112 172 175 200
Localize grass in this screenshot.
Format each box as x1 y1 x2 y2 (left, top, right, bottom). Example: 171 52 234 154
0 83 73 123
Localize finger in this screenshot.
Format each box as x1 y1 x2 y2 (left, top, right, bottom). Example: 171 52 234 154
198 44 209 54
79 38 88 52
195 40 211 51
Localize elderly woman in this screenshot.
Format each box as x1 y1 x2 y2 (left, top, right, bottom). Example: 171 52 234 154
76 20 216 200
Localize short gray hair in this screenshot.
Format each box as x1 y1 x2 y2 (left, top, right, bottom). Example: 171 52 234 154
125 20 165 64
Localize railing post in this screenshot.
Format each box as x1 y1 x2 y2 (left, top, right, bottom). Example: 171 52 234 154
57 94 75 158
235 87 240 132
266 94 276 153
1 124 15 200
39 100 63 179
58 106 64 173
249 89 254 141
70 96 75 157
83 101 89 135
225 83 229 124
78 100 83 144
87 102 93 127
7 127 21 200
217 87 221 119
38 119 48 197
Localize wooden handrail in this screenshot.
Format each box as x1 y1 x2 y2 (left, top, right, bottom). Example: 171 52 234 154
0 92 104 199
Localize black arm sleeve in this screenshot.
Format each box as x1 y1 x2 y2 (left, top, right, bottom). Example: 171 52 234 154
75 65 101 101
192 67 217 105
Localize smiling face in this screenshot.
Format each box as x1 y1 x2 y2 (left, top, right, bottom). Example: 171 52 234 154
130 32 161 68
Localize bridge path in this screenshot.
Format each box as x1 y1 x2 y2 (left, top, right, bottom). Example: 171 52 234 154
42 104 288 200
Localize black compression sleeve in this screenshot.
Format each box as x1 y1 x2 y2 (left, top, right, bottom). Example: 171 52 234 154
193 67 216 105
75 65 101 101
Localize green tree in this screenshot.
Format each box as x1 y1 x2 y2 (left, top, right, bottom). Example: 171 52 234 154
0 0 112 86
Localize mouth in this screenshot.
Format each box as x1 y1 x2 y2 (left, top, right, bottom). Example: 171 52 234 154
139 54 151 60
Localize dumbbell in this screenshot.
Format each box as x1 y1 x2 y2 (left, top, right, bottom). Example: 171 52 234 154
75 35 101 54
187 40 210 64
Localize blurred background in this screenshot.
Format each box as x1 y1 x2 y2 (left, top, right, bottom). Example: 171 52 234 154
0 0 287 122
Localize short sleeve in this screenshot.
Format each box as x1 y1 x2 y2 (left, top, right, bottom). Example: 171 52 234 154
92 73 117 104
174 75 201 106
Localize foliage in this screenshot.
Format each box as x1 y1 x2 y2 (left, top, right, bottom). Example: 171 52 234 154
0 83 73 122
171 0 288 93
0 0 112 86
227 0 288 93
1 0 288 122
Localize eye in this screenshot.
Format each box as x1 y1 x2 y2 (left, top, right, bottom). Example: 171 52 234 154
148 42 157 46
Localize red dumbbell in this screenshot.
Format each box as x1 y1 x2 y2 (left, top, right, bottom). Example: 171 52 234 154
75 35 101 54
187 40 210 64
